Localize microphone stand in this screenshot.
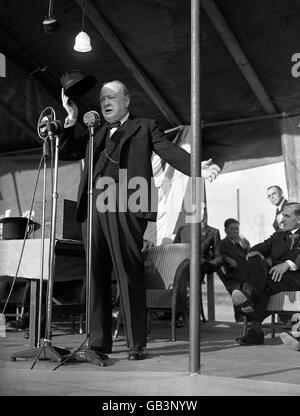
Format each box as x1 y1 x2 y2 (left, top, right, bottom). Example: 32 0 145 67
37 140 48 346
11 122 70 365
53 116 106 369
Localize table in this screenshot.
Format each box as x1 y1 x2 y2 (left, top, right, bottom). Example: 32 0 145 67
0 238 85 346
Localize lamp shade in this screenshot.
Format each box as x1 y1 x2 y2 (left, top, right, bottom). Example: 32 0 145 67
74 31 92 52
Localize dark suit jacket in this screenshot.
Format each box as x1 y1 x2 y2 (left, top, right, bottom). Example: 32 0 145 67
174 223 222 273
273 198 288 231
251 229 300 269
59 116 190 223
220 236 250 281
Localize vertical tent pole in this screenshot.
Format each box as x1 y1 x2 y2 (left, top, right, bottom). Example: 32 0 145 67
237 187 240 222
189 0 201 374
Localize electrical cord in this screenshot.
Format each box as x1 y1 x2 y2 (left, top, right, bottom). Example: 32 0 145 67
1 152 45 315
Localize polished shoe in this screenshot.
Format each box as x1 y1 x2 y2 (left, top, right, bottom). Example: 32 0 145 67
128 348 147 360
232 289 254 314
232 289 247 305
280 332 300 351
236 328 264 345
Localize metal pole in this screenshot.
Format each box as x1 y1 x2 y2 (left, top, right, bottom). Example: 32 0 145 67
189 0 201 375
37 142 48 346
85 124 94 344
44 133 59 345
236 187 240 222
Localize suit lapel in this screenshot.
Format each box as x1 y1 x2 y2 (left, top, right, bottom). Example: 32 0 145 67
83 117 140 179
119 118 140 149
93 125 109 157
275 231 294 257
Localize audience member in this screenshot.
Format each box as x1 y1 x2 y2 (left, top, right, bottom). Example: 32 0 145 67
267 185 288 231
174 203 222 280
232 202 300 346
219 218 251 321
173 203 222 324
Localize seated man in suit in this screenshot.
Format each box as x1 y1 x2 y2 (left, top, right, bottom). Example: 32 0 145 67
219 218 251 321
173 203 222 324
174 203 222 280
232 202 300 345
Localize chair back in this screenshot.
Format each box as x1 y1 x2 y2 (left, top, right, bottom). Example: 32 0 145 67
143 243 190 289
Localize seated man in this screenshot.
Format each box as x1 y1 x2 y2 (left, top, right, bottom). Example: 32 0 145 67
232 202 300 345
220 218 251 321
173 209 222 324
174 209 222 280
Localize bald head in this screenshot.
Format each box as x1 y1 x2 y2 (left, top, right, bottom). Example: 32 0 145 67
100 80 130 123
101 80 129 96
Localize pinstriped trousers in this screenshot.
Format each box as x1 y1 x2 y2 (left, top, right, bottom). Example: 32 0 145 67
81 186 148 353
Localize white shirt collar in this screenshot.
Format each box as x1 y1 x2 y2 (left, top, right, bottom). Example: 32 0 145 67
277 198 286 211
109 112 129 136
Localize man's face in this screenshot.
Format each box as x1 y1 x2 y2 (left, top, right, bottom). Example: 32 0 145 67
100 82 129 123
267 187 283 206
281 205 300 231
225 223 240 240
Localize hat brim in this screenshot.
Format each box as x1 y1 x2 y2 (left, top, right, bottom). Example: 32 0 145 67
64 75 97 99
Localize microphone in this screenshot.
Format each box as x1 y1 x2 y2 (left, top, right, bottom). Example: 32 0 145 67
83 111 100 127
40 118 63 135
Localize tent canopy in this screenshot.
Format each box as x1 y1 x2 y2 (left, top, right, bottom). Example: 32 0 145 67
1 0 300 171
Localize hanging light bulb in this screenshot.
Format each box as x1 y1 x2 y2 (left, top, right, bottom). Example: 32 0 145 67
43 0 59 34
74 31 92 52
74 1 92 52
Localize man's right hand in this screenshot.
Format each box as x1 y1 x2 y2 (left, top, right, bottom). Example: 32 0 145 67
61 88 78 121
201 159 220 183
246 251 264 261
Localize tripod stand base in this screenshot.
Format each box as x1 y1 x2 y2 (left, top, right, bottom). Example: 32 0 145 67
54 347 107 369
10 345 70 362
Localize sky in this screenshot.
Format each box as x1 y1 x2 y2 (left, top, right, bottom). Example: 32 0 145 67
205 162 288 246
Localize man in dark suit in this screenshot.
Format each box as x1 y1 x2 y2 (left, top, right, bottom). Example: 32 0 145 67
59 80 220 361
219 218 251 321
174 203 222 279
220 218 251 294
173 205 222 323
232 202 300 345
267 185 288 231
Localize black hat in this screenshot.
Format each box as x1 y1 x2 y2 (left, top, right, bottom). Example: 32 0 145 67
60 69 97 100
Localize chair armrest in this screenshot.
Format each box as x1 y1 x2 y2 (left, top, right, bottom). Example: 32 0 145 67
170 258 190 313
173 258 190 288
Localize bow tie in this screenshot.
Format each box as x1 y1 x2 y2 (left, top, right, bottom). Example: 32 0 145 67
109 121 121 129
